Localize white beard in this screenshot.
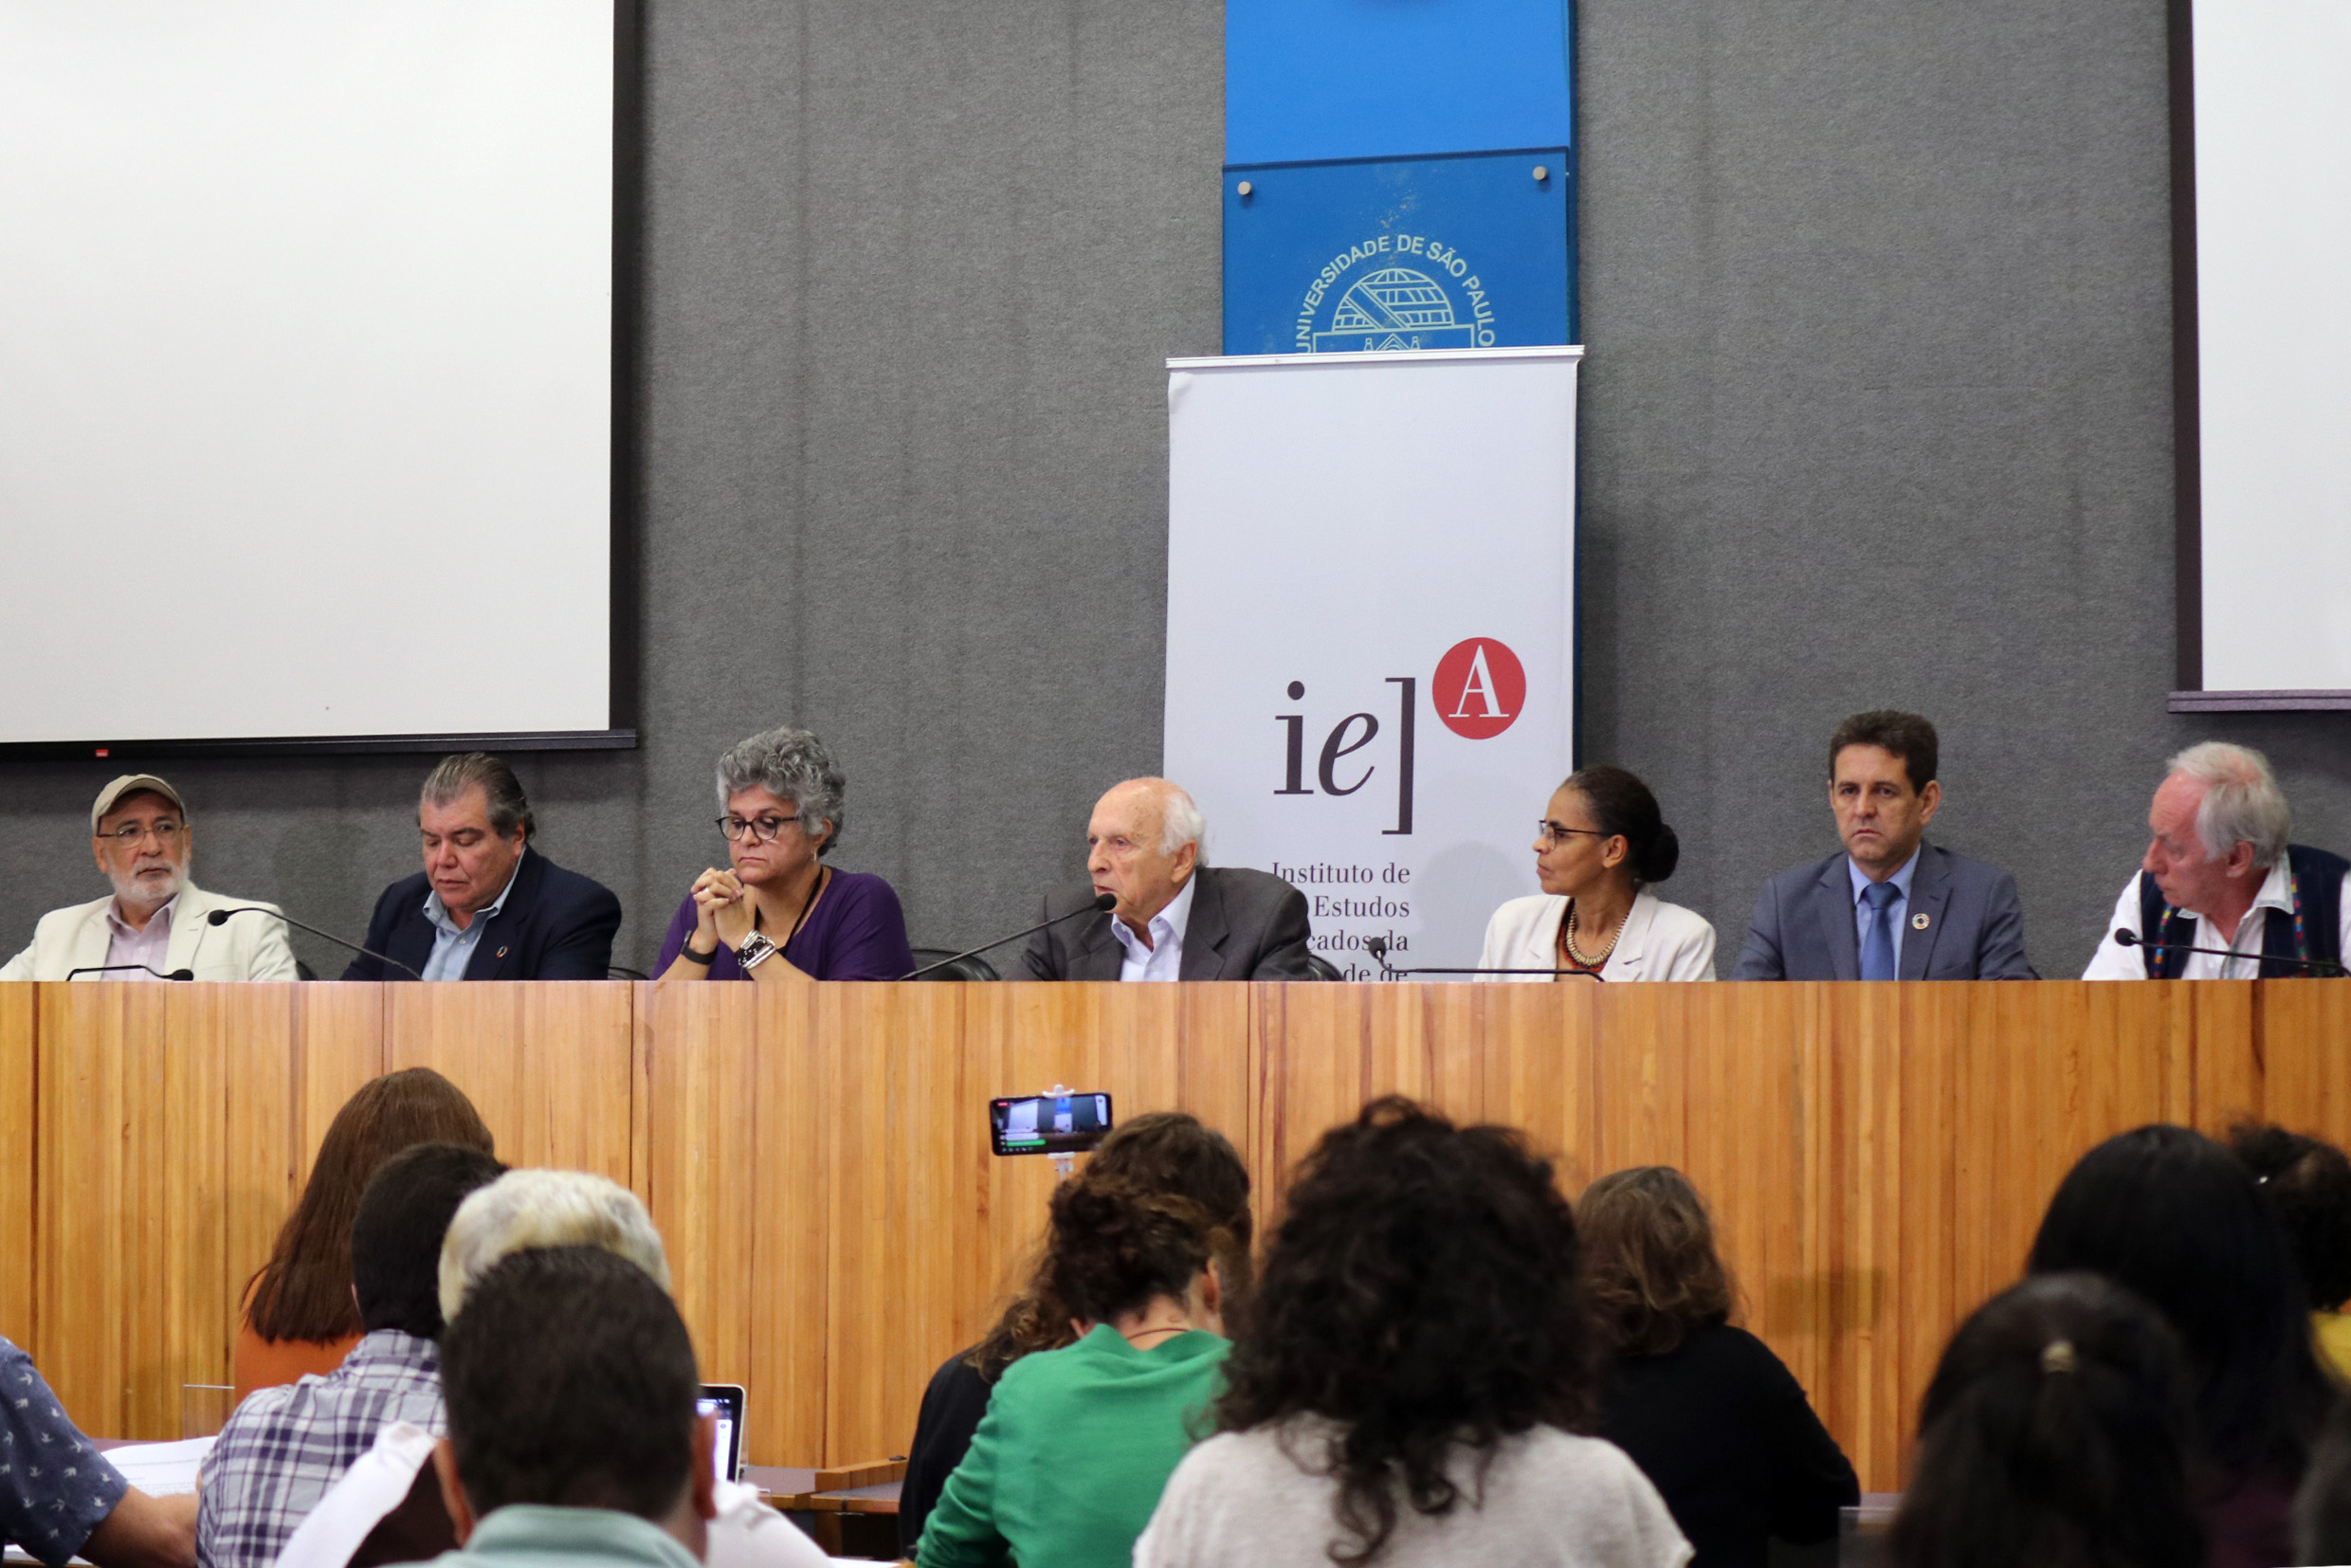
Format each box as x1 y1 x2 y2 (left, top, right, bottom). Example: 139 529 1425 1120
111 858 187 910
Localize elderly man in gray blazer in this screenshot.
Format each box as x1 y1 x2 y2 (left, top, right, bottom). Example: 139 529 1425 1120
1023 777 1319 981
1732 712 2033 981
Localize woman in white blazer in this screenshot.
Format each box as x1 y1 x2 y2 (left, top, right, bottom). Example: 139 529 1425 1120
1477 766 1717 982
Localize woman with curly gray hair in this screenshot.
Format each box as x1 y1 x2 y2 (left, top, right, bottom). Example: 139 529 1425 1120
655 726 914 982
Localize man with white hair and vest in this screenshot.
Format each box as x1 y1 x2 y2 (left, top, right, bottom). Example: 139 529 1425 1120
0 774 297 981
2084 741 2350 978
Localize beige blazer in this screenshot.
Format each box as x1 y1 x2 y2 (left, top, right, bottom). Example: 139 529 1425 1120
1474 889 1718 982
0 882 300 981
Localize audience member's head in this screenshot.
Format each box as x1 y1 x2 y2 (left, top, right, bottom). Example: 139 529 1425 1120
1214 1097 1594 1563
2028 1123 2332 1484
438 1168 670 1324
1576 1165 1734 1356
2294 1396 2351 1565
1041 1173 1224 1332
350 1141 508 1340
2227 1122 2351 1314
434 1247 714 1553
249 1068 495 1344
971 1110 1251 1378
1889 1273 2202 1568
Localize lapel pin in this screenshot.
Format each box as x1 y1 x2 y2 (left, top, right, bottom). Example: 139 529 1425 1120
496 945 510 959
1911 912 1930 930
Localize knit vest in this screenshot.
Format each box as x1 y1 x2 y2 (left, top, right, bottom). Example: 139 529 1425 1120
2137 844 2349 977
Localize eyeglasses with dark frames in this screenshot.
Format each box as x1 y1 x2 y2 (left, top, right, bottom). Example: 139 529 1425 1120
717 814 803 843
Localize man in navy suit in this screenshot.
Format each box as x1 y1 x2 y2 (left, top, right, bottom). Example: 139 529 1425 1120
343 753 622 981
1732 711 2033 980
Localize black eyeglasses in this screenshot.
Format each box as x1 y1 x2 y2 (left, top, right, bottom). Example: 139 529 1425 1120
716 814 802 843
99 820 185 846
1536 820 1609 847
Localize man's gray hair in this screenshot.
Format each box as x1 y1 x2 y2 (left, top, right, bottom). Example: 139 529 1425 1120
2167 740 2290 868
716 726 847 856
422 753 534 840
1158 782 1206 859
438 1169 671 1325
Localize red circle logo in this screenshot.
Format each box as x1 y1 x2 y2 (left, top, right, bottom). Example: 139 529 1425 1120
1431 638 1526 739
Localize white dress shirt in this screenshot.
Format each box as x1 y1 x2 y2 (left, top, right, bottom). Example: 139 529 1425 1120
101 894 177 979
1474 889 1718 982
2085 861 2351 979
1109 875 1195 982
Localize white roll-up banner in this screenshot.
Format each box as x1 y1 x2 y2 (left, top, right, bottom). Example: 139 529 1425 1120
1163 347 1580 978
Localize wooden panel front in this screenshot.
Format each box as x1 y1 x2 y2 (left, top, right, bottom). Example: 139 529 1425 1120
0 986 33 1347
19 977 2351 1485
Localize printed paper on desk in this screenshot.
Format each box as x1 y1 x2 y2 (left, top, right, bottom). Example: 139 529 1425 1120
104 1435 215 1497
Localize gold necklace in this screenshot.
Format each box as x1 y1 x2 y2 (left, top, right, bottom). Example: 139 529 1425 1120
1561 899 1622 968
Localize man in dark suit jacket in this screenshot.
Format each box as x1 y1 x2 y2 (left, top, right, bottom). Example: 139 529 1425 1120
1022 777 1319 981
343 754 622 981
1733 711 2032 980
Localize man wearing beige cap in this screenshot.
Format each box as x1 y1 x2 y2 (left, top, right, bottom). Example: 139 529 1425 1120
0 775 298 981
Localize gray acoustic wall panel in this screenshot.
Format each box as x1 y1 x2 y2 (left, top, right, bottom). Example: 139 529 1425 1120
4 0 2347 981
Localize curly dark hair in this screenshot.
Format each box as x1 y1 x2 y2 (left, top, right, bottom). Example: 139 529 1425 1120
965 1110 1251 1381
1889 1272 2202 1568
1576 1166 1734 1356
1041 1175 1218 1324
2226 1121 2351 1311
1213 1097 1595 1565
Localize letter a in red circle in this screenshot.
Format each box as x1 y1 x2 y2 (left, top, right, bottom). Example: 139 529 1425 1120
1431 638 1526 739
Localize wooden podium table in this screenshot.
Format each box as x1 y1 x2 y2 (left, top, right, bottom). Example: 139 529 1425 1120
5 978 2344 1490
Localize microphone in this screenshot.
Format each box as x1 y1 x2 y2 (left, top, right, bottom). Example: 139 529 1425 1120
65 963 194 981
904 892 1119 979
1361 937 1598 980
208 905 426 981
2114 928 2345 977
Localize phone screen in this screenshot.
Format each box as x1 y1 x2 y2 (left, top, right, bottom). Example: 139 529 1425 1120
991 1091 1114 1155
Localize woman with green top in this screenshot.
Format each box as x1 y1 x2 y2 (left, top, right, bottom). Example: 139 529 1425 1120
917 1172 1232 1568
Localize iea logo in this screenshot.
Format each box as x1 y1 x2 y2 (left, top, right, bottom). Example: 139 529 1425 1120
1432 638 1524 739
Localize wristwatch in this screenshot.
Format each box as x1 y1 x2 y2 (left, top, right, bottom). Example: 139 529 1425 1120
737 931 780 971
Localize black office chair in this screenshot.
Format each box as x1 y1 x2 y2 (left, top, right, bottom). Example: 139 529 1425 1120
1301 952 1343 981
907 948 1002 981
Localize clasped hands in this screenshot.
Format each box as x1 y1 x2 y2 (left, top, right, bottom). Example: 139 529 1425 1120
689 867 758 951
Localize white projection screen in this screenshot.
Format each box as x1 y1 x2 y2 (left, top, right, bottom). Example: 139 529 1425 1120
2182 0 2351 704
0 0 628 752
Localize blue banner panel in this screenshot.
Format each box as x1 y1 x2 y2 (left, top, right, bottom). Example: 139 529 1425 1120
1227 0 1573 166
1222 150 1574 356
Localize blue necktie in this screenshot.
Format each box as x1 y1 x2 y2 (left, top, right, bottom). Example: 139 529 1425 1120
1860 881 1900 981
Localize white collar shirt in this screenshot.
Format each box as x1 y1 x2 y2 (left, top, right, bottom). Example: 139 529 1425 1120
100 894 178 980
1109 875 1195 982
2083 859 2351 979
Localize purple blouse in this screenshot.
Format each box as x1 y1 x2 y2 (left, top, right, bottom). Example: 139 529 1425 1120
655 868 915 981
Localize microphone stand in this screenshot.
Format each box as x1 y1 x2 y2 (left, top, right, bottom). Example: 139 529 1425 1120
64 963 194 981
2115 929 2345 977
209 906 426 981
903 894 1119 979
1363 939 1602 980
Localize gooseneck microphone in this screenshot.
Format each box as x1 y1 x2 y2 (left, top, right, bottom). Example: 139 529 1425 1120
209 905 427 981
1362 937 1599 979
2114 929 2345 976
64 963 194 981
903 892 1119 979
